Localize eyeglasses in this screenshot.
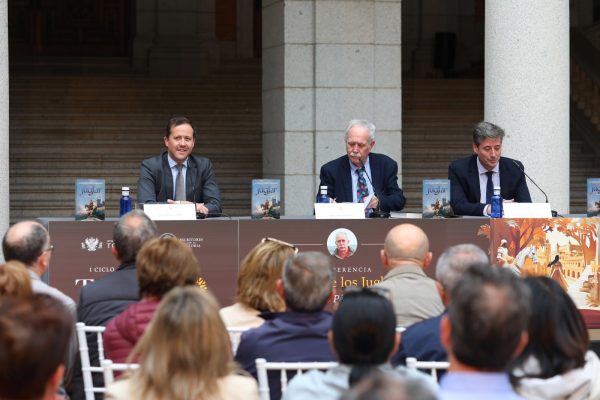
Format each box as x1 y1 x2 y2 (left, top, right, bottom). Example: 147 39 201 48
261 237 299 254
39 245 54 257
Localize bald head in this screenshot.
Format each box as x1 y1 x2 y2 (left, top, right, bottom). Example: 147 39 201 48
2 221 50 267
383 224 429 261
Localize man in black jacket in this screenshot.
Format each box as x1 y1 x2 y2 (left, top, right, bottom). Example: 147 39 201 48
69 210 158 400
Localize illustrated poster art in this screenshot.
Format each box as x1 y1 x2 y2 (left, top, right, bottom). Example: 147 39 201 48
422 179 451 218
75 179 106 221
486 217 600 327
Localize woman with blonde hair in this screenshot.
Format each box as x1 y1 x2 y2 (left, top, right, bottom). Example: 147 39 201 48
220 237 297 328
105 286 259 400
0 261 33 297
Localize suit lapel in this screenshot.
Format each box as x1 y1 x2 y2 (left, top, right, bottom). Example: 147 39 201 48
370 154 381 193
468 155 481 202
341 157 353 202
162 152 174 201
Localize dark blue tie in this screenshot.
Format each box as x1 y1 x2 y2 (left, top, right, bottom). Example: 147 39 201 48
485 171 494 204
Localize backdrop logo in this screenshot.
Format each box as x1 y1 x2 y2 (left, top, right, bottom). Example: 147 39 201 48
159 233 177 239
81 237 103 252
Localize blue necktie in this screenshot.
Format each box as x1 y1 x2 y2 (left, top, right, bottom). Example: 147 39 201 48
356 168 369 203
485 171 494 204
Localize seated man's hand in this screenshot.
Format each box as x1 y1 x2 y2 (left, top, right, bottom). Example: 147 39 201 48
366 195 379 209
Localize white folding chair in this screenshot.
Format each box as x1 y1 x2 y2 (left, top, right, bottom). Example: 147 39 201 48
226 326 250 354
255 358 339 400
405 357 450 381
101 359 140 386
75 322 107 400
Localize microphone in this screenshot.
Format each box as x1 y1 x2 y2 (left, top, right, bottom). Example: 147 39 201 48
510 159 558 217
197 212 232 220
358 160 390 219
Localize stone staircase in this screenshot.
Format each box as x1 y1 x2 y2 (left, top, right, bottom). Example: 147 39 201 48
9 61 262 222
402 79 599 214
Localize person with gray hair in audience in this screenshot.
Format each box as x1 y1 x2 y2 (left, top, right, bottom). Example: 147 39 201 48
392 243 488 365
235 251 337 400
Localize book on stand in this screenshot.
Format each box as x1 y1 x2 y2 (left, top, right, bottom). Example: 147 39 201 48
587 178 600 217
75 179 106 221
251 179 281 219
422 179 451 218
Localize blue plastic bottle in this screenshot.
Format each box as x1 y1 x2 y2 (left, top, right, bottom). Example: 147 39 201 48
120 186 132 216
317 186 330 203
490 186 503 218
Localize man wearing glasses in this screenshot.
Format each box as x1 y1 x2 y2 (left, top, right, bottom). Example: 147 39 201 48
2 221 75 315
318 119 406 214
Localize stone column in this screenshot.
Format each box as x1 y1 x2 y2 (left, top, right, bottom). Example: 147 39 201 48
263 0 402 216
485 1 570 213
0 0 8 260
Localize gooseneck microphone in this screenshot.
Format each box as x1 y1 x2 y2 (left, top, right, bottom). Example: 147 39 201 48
510 159 558 217
358 160 390 219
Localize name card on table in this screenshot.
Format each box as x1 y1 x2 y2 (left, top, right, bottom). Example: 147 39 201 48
314 203 366 219
142 203 197 220
503 202 552 218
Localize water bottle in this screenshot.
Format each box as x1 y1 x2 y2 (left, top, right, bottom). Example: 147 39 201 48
490 186 503 218
316 186 330 203
119 186 132 216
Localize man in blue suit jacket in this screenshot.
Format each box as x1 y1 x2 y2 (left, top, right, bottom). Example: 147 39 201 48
448 121 531 216
319 119 406 212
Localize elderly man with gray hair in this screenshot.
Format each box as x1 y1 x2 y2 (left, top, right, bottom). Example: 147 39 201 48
235 251 337 400
318 119 406 214
392 243 488 366
448 121 531 216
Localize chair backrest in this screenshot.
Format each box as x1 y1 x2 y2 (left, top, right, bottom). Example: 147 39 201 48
226 326 250 354
255 358 339 400
405 357 450 381
75 322 107 400
101 359 140 386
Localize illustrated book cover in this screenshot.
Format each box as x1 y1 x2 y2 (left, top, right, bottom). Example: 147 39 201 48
251 179 281 219
422 179 451 218
75 179 106 221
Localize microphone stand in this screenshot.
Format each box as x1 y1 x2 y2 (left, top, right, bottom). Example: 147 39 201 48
358 160 390 218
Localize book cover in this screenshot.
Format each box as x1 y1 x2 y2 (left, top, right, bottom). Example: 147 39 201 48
75 179 106 221
587 178 600 217
251 179 281 219
422 179 451 218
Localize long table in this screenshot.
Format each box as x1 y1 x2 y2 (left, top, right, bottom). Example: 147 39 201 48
46 216 600 327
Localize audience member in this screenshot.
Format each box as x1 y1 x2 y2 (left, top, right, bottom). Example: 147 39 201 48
341 371 437 400
71 210 157 400
137 115 221 216
283 287 437 400
103 237 201 363
220 237 297 328
319 119 406 213
0 260 33 297
235 251 336 400
511 277 600 399
105 286 259 400
448 121 531 216
2 220 75 313
393 243 488 365
0 294 73 400
438 264 530 399
2 220 76 396
375 224 443 327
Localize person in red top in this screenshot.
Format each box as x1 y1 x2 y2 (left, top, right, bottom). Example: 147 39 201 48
103 237 200 363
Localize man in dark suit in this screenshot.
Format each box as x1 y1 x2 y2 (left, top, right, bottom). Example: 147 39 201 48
235 252 336 400
448 121 531 216
319 119 406 213
137 116 221 216
69 210 158 400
